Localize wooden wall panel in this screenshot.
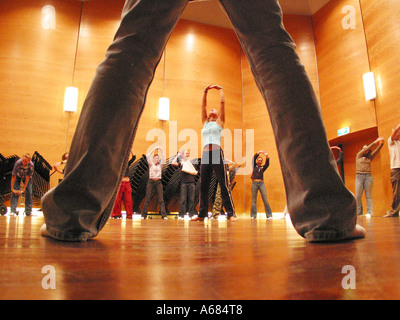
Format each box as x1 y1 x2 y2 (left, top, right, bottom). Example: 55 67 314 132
242 14 319 215
0 0 83 188
360 0 400 212
313 0 376 140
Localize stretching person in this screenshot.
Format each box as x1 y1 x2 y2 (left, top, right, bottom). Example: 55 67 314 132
355 137 384 216
111 151 136 219
191 84 236 222
10 153 34 216
41 0 365 242
141 146 167 220
250 151 273 219
172 150 197 219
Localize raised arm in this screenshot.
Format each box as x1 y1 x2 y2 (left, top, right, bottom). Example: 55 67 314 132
218 87 225 127
390 124 400 144
370 137 384 160
146 147 157 165
171 151 182 167
202 85 210 125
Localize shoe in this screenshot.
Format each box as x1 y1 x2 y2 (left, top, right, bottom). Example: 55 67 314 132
383 211 399 218
162 216 168 220
228 216 237 222
190 216 204 222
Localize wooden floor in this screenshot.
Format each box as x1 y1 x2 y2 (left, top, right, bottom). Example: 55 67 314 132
1 212 400 300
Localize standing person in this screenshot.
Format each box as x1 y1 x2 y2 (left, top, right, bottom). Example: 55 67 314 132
41 0 365 242
384 124 400 218
331 145 344 182
250 151 273 219
141 146 167 219
53 152 69 175
111 151 136 219
172 150 197 219
191 84 236 222
10 153 34 216
355 137 384 216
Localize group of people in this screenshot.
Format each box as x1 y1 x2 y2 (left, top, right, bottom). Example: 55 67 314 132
38 0 395 242
109 85 270 221
354 125 400 218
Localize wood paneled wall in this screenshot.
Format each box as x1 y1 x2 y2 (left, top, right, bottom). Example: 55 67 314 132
313 0 400 215
360 0 400 211
313 0 376 140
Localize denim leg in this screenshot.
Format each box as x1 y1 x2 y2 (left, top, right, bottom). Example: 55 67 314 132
390 169 400 215
41 0 188 240
24 179 33 214
11 176 21 212
364 174 374 215
355 174 365 215
220 0 357 240
250 181 258 218
259 182 272 218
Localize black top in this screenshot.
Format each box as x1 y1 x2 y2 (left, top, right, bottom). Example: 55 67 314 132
124 155 136 177
178 161 196 183
251 153 269 180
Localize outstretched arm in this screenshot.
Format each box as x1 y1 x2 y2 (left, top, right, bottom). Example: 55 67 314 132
202 85 210 125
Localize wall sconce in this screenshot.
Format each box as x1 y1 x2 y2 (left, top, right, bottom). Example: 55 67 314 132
158 97 170 121
363 72 377 101
63 86 78 112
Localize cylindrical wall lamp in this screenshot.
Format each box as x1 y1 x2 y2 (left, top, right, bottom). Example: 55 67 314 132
158 97 170 121
63 86 78 112
363 72 377 101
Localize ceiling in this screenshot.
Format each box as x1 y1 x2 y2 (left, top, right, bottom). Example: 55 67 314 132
181 0 331 29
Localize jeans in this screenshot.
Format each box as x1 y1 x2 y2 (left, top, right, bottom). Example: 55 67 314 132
251 181 272 219
141 179 166 218
179 182 195 217
42 0 357 241
11 176 32 214
355 173 373 215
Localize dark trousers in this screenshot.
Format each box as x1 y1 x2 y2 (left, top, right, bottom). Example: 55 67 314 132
141 179 166 218
179 182 195 217
199 148 235 218
42 0 357 241
390 169 400 216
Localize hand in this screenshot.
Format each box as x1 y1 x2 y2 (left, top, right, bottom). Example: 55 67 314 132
375 137 384 144
204 84 222 92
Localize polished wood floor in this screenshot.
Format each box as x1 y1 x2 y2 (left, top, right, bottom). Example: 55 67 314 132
1 212 400 300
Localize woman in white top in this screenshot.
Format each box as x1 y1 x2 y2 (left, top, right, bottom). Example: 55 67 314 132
191 85 235 221
141 146 167 219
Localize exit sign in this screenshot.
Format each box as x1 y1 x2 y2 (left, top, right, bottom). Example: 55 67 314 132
338 127 350 136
